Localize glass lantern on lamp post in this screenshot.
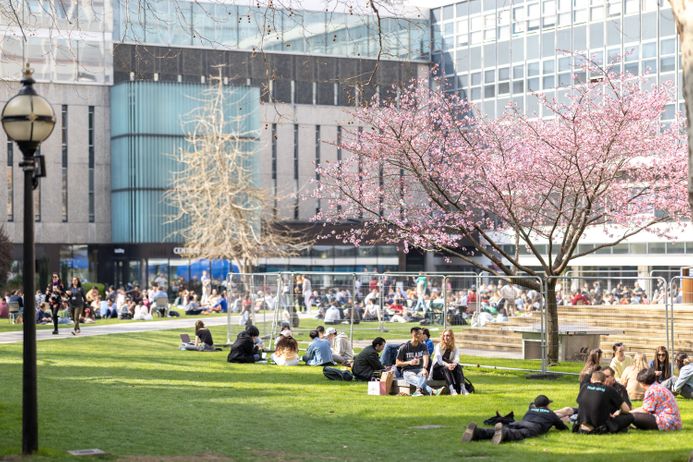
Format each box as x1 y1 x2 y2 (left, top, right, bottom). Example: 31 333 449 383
1 63 55 455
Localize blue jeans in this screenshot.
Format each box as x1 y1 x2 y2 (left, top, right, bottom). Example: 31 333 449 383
413 297 428 315
402 368 432 394
381 343 402 367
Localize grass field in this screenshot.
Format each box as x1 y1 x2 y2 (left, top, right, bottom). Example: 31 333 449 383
0 324 692 461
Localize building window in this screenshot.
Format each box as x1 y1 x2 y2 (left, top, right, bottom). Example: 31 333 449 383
88 106 95 223
6 141 13 222
61 105 68 222
271 123 277 217
315 125 321 214
293 124 299 220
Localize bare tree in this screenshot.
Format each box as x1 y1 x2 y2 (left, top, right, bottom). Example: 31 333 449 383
166 70 309 274
668 0 693 214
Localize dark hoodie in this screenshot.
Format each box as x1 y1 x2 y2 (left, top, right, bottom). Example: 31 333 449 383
227 331 259 363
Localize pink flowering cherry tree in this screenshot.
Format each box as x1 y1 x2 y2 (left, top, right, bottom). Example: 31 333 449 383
313 62 688 363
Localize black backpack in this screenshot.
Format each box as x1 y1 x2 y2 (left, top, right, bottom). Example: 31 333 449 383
323 366 353 381
464 376 475 394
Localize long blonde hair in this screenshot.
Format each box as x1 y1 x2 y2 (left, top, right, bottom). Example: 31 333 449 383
632 352 648 372
440 328 456 352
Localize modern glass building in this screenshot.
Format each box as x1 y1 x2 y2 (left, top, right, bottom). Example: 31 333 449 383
110 82 260 243
1 1 431 290
113 0 429 61
430 0 690 280
432 0 680 120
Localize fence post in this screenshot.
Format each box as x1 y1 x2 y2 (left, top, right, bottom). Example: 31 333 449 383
541 276 548 374
668 277 676 357
350 273 357 353
378 274 385 332
442 276 448 331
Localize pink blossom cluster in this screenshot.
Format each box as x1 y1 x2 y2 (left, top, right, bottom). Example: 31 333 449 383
312 62 688 275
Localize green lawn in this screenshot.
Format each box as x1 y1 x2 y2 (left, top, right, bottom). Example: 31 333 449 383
0 325 691 461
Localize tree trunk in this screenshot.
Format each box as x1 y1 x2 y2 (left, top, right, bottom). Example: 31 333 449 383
545 278 560 365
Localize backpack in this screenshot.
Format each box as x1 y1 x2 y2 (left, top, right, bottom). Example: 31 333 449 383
323 366 353 381
483 411 514 426
464 376 475 394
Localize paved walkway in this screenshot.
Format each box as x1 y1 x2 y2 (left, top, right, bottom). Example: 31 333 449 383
0 314 252 345
1 317 522 359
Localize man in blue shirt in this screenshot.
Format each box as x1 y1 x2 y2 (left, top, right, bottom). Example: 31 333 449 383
211 291 229 313
303 329 334 366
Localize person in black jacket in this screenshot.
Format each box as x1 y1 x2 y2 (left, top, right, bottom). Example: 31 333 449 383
46 273 65 335
352 337 386 381
462 395 568 444
227 325 261 363
66 277 86 335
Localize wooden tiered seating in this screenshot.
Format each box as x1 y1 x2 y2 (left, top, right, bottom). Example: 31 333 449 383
455 304 693 358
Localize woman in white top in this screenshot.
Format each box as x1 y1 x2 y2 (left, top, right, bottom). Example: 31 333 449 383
432 328 468 395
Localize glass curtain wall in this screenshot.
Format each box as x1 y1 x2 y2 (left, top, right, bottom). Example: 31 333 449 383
113 0 430 61
432 0 680 122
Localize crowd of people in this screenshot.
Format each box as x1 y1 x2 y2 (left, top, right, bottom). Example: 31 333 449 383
3 271 684 336
463 342 692 444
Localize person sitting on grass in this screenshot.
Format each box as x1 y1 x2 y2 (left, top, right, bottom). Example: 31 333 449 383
578 348 603 386
184 293 205 316
324 303 342 325
272 329 299 366
576 370 632 434
462 394 567 444
227 325 261 363
432 328 468 395
602 366 632 409
395 327 443 397
325 327 353 365
609 342 633 381
631 368 683 431
352 337 386 381
673 353 693 399
620 352 648 401
182 320 215 352
303 329 334 366
650 346 673 385
421 328 434 356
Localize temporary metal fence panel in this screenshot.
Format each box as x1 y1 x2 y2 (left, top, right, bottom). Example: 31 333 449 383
379 272 447 326
224 273 279 344
552 275 669 366
669 275 693 357
447 274 546 371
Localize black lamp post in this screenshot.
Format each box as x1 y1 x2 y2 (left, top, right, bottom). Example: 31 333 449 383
1 64 55 455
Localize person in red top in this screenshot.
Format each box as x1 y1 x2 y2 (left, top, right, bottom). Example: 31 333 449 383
631 368 682 431
570 290 591 305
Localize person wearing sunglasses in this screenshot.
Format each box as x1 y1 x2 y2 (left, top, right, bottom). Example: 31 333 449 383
650 346 673 384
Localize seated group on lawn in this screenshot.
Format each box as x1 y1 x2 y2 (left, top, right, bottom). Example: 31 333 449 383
463 342 691 444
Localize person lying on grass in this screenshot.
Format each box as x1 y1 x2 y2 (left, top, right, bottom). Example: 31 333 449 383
462 394 568 444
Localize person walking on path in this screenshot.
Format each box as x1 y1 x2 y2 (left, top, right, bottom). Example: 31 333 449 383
66 277 86 335
46 273 65 335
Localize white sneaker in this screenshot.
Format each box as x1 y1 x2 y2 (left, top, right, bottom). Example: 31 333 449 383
461 386 470 395
450 387 458 396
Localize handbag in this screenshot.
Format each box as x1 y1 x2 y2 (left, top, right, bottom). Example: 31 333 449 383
380 369 394 395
